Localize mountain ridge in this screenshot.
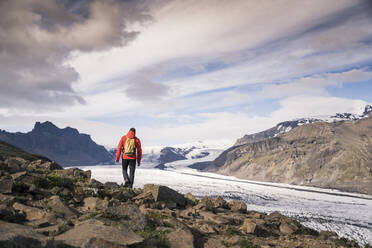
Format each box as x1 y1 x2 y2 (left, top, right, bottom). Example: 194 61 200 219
201 116 372 195
0 121 113 166
235 104 372 146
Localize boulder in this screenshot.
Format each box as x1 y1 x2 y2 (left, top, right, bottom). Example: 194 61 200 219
204 236 240 248
194 196 215 211
11 171 27 180
106 203 147 231
213 196 228 209
133 191 154 205
6 157 28 173
0 220 47 247
27 160 62 171
47 195 77 218
279 222 298 235
83 237 123 248
144 184 186 207
0 193 15 205
83 197 109 212
104 182 120 190
13 202 55 222
167 228 194 248
0 203 26 223
228 200 247 213
0 177 13 193
55 168 91 180
54 219 143 247
241 219 256 234
184 192 196 203
179 208 198 219
110 188 135 201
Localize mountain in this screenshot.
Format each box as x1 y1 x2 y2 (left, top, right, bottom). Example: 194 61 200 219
0 121 113 166
201 116 372 195
235 104 372 146
110 140 232 168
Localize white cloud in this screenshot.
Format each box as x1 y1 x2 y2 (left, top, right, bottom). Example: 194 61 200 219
260 69 372 99
272 96 368 120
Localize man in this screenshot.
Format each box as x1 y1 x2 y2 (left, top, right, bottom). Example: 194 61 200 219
115 128 142 188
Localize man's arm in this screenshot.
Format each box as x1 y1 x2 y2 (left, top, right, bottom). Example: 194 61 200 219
136 138 142 166
115 137 124 162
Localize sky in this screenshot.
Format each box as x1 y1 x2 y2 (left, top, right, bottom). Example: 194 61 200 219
0 0 372 147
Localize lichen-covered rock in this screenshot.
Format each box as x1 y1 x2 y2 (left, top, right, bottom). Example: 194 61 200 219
0 177 13 193
83 197 109 212
213 196 228 209
47 195 77 218
279 221 299 235
0 203 26 223
241 219 256 234
144 184 186 207
106 202 147 231
54 219 143 247
104 181 120 190
194 196 215 211
184 192 196 204
228 200 247 213
167 228 194 248
13 202 55 222
0 220 47 247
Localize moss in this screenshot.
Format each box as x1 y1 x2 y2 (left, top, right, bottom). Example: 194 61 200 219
97 189 109 199
237 238 257 248
102 211 130 221
226 227 241 236
47 223 72 237
147 212 166 221
12 181 29 193
34 174 74 189
130 226 171 248
334 237 359 247
222 240 232 247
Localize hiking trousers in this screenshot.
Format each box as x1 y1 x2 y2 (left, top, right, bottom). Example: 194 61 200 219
122 159 136 188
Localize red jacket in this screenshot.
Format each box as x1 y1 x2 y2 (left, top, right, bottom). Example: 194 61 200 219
115 130 142 164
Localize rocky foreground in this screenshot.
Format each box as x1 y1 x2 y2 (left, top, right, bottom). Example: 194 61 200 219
0 154 363 247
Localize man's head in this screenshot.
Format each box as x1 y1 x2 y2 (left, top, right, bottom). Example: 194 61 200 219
130 127 136 134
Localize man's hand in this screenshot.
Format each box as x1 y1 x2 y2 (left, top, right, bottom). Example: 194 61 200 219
138 162 140 167
115 160 119 164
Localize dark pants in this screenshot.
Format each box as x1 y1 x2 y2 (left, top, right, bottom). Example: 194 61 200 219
122 159 136 188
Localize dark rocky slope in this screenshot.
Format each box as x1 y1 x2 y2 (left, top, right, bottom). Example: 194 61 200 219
0 121 113 166
203 117 372 195
0 141 362 247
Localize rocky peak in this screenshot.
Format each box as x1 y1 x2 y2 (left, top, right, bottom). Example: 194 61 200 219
33 122 80 136
363 104 372 117
33 121 59 133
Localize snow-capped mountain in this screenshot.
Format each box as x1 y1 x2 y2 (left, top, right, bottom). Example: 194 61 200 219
235 104 372 146
109 140 233 168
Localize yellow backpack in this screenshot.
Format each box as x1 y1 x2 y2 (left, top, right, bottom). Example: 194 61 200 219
124 137 136 156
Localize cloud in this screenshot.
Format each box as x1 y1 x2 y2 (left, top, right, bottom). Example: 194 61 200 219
123 66 170 102
0 0 151 111
260 69 372 99
272 96 369 120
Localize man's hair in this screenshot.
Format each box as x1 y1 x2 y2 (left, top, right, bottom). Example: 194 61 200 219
130 127 136 133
